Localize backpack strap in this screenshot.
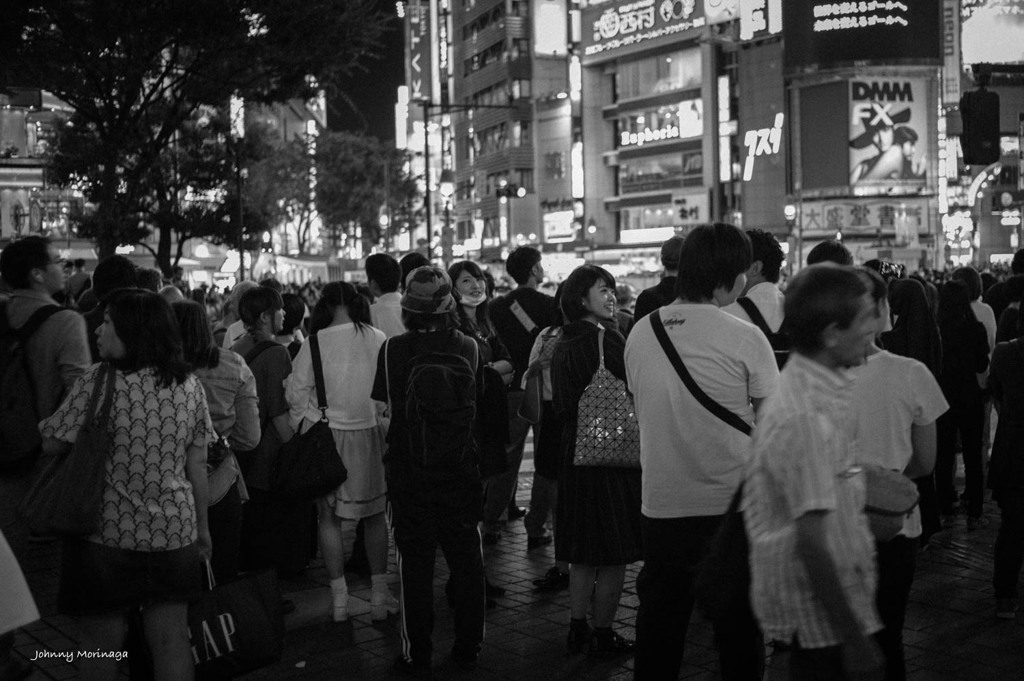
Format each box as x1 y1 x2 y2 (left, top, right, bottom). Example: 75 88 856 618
243 340 278 366
736 297 772 337
3 304 61 342
509 299 538 334
650 309 752 437
309 333 329 423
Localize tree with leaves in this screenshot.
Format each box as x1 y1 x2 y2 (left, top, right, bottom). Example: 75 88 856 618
314 131 421 255
1 0 388 266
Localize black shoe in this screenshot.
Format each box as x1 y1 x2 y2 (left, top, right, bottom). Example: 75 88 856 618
280 598 296 615
394 655 433 679
507 505 528 521
485 579 506 598
533 567 570 591
449 650 478 671
567 621 593 654
527 534 553 550
588 630 635 658
482 531 501 546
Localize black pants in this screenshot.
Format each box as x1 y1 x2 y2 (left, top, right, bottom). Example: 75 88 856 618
994 488 1024 599
874 536 917 681
207 482 243 585
240 487 313 577
634 515 764 681
936 403 985 517
390 479 485 667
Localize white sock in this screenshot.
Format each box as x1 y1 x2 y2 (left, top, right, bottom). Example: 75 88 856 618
331 576 348 595
371 574 388 591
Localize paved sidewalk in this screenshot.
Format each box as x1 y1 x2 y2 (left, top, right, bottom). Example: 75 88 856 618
11 469 1024 680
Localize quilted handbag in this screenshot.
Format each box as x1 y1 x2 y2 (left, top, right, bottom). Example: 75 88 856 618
572 327 641 468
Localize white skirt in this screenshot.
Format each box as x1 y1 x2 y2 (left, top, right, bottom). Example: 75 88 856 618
307 421 388 520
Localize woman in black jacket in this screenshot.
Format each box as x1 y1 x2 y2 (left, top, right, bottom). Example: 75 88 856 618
551 265 642 657
935 280 990 527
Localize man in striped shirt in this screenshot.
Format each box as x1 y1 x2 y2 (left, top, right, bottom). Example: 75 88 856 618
743 265 884 680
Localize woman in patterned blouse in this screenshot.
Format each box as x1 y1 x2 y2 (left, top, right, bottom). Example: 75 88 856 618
40 289 212 681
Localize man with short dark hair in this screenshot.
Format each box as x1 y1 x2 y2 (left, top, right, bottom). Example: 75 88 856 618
399 252 431 292
64 257 91 305
744 264 884 681
625 223 777 680
0 235 90 681
806 239 853 266
372 266 486 677
367 253 405 337
485 246 555 544
81 254 138 360
723 229 786 333
633 235 684 322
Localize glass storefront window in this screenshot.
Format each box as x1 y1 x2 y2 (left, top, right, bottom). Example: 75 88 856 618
616 48 702 101
622 205 678 231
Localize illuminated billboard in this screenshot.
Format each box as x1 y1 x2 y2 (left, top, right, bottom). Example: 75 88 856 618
783 0 942 72
405 0 432 102
848 78 930 191
580 0 706 61
962 1 1024 67
796 76 936 197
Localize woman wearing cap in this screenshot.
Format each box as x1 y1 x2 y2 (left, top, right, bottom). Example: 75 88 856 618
371 266 486 676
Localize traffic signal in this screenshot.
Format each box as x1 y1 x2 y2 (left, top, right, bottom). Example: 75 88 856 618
960 88 1001 166
496 184 526 200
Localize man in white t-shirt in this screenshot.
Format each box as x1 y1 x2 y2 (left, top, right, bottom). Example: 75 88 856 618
722 228 786 334
850 267 948 681
625 223 779 681
366 253 405 338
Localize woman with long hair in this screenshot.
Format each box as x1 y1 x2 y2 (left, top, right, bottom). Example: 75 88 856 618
851 269 947 681
284 281 395 621
935 280 990 528
447 260 514 603
551 264 642 657
40 290 213 681
172 300 260 584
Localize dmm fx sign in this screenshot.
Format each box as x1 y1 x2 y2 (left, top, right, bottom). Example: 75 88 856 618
406 0 432 101
583 0 706 58
742 113 783 181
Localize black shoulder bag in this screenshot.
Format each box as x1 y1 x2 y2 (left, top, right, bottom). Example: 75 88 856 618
650 309 752 620
272 333 347 500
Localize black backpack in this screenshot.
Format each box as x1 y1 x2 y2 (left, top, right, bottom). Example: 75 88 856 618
736 297 791 370
390 334 479 469
0 303 61 467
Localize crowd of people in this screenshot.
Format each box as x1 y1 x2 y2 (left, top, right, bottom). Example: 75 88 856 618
2 228 1024 681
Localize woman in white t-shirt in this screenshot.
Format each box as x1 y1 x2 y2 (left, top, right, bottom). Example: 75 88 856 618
851 268 948 681
285 282 394 622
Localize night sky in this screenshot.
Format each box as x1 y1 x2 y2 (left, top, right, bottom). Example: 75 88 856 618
328 0 406 142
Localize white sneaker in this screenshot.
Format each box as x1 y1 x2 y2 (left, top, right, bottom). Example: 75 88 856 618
332 593 373 622
371 589 400 620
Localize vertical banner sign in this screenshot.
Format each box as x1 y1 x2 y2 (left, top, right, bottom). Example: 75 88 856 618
942 0 961 106
849 78 929 192
406 0 433 102
739 0 783 41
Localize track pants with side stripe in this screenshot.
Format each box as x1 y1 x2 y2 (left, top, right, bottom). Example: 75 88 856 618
390 479 486 666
